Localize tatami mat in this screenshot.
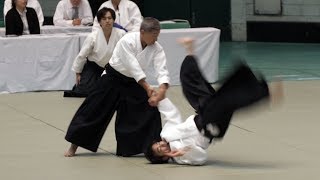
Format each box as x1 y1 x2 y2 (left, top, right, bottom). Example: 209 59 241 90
1 42 319 179
1 80 320 179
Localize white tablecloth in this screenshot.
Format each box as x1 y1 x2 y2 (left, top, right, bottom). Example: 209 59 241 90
0 25 92 37
0 27 220 93
0 34 79 93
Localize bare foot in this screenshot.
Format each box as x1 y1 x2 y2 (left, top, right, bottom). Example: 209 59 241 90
64 144 78 157
269 80 284 106
177 37 194 55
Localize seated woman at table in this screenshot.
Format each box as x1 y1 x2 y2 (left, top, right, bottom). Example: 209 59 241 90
4 0 44 26
53 0 93 27
5 0 40 36
64 7 126 97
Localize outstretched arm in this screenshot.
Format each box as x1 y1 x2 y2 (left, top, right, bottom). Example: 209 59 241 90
148 83 169 106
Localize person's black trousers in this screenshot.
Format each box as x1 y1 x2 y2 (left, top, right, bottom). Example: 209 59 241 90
65 65 162 156
180 55 269 140
64 60 104 98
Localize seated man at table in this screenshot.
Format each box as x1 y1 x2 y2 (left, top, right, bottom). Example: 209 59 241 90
4 0 44 26
5 0 40 36
92 0 143 32
53 0 93 27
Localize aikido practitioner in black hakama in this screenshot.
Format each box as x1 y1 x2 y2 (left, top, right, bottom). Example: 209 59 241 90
64 17 170 157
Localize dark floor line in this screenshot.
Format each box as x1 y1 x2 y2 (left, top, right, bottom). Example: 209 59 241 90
231 124 254 133
231 123 308 153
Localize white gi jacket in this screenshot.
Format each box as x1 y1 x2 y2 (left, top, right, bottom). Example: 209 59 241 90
109 32 170 85
158 98 211 165
92 0 142 32
53 0 93 27
72 26 126 73
4 0 44 26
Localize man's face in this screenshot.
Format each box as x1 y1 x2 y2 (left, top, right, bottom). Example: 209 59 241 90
99 11 114 29
151 141 170 157
141 30 160 46
70 0 81 6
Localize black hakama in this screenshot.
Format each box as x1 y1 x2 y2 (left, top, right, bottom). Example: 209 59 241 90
65 64 162 156
64 60 104 98
180 55 269 140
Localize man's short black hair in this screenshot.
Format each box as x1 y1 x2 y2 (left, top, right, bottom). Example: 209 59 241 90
144 141 169 164
97 7 116 22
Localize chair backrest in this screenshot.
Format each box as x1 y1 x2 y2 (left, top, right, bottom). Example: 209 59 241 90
160 19 191 29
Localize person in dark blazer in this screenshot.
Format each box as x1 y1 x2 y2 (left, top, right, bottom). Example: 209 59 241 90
5 0 40 36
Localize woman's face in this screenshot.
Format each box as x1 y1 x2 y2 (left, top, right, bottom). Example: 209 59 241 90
99 11 114 30
15 0 28 9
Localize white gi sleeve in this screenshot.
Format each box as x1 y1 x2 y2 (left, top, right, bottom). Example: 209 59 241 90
127 2 142 32
158 98 198 142
72 34 94 73
173 145 208 165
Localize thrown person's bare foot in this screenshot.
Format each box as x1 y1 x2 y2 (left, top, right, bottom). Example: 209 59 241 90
177 37 194 55
64 144 78 157
269 79 284 106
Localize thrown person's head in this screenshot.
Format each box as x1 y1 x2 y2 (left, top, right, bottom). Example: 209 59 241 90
144 140 170 164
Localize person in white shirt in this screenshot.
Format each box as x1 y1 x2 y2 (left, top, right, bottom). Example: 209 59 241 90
63 7 126 97
4 0 44 26
64 17 170 157
145 38 283 165
53 0 93 26
92 0 143 32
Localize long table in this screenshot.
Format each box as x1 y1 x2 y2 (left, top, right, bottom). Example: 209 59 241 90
0 34 79 93
0 25 92 37
0 27 220 94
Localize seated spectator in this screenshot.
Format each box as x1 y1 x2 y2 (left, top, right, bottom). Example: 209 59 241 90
53 0 93 26
92 0 142 32
5 0 40 36
64 7 126 97
4 0 44 26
